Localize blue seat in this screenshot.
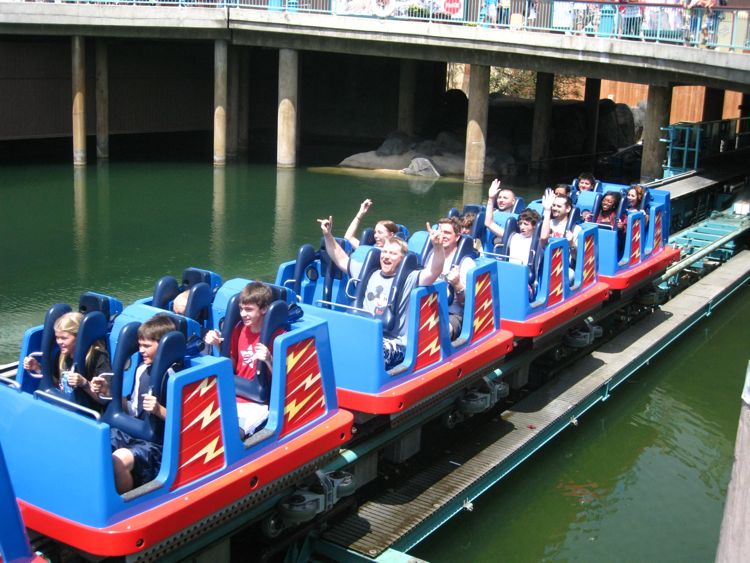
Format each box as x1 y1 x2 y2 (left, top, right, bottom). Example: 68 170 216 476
37 306 109 411
494 218 542 286
232 300 293 405
183 282 212 326
152 268 221 310
353 247 420 334
102 325 186 443
360 223 410 246
78 292 123 325
576 191 602 222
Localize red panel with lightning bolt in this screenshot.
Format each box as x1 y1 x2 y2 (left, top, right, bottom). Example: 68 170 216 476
547 247 564 306
630 220 642 265
470 271 495 343
171 377 225 491
414 293 441 371
653 210 662 252
582 234 596 288
279 338 327 438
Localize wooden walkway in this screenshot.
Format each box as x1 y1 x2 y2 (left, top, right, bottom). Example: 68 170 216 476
320 251 750 559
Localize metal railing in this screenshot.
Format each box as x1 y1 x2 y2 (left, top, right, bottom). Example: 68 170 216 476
661 116 750 177
16 0 750 52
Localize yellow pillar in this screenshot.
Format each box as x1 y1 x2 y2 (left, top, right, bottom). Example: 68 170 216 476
72 36 86 166
464 64 490 184
277 48 298 168
214 40 228 167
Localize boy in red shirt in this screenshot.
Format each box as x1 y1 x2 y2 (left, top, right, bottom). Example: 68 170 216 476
204 282 283 437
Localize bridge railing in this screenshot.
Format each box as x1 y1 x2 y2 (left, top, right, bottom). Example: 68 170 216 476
24 0 750 52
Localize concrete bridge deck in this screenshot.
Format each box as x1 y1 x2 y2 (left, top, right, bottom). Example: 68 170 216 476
1 3 750 91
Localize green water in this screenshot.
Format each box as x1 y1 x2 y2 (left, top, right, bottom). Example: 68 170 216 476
1 161 747 561
414 286 750 562
0 162 527 363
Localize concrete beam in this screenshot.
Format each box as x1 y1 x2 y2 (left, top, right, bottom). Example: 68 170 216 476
95 38 109 160
702 86 724 122
398 59 416 136
277 48 298 168
641 84 673 183
71 35 86 167
584 77 601 160
214 39 227 167
227 45 239 160
464 64 489 184
531 72 554 170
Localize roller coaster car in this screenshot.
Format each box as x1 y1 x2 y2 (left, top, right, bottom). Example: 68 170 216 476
596 188 680 289
0 298 351 558
277 236 513 415
494 221 608 337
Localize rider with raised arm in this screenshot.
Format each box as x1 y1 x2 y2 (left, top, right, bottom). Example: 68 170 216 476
484 178 517 239
318 216 445 368
343 198 399 250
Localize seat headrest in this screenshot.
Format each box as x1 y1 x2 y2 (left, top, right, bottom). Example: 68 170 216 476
79 292 115 320
182 267 212 289
292 243 319 295
153 276 180 310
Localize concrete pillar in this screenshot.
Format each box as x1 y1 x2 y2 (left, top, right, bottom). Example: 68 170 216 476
238 49 249 155
740 93 750 120
213 39 228 167
227 46 239 160
641 84 673 183
738 93 750 149
71 36 86 166
95 39 109 160
464 64 490 184
702 87 724 122
584 77 601 158
398 59 417 135
277 49 298 168
530 72 554 170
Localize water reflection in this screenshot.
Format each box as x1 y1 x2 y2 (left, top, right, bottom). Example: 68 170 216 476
97 161 111 262
406 176 437 194
211 166 226 272
273 168 295 265
73 166 88 281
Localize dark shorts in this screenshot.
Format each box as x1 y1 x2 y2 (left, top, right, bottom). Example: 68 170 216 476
111 428 163 488
449 313 463 340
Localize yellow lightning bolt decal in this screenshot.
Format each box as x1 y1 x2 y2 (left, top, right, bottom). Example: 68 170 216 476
419 337 442 358
184 400 221 432
473 309 493 331
420 305 440 331
475 275 489 294
285 392 323 421
286 339 314 372
551 260 563 279
289 371 322 396
186 377 216 401
181 436 224 468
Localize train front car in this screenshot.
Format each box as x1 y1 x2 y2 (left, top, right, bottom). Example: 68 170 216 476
0 297 352 558
597 187 680 291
